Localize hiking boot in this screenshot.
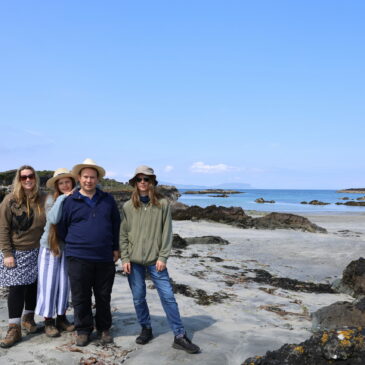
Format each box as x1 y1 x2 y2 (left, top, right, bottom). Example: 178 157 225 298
56 315 75 332
98 330 113 344
76 333 89 347
22 312 38 334
0 324 22 348
44 318 60 338
173 334 200 354
136 327 153 345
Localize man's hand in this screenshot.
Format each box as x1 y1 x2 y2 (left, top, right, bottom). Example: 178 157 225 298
113 250 120 262
123 262 131 274
156 260 166 272
3 256 15 268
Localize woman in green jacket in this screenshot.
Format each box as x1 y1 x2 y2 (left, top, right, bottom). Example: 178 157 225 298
120 165 200 354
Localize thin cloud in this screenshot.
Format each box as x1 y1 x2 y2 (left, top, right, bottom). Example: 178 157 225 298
164 165 174 172
191 161 238 174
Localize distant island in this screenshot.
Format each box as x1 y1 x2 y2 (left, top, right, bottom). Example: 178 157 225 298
337 188 365 194
183 189 243 195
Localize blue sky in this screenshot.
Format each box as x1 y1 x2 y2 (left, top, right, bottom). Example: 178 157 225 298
0 1 364 188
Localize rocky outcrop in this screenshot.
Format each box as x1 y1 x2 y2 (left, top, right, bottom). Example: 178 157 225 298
242 327 365 365
357 196 365 201
337 188 365 193
157 185 181 201
312 298 365 330
172 205 254 227
172 234 229 249
309 200 330 205
339 257 365 298
255 198 275 204
254 213 327 233
172 205 327 233
248 269 333 293
339 197 350 200
344 201 365 206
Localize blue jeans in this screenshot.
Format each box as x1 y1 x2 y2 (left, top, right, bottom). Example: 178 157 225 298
127 263 185 337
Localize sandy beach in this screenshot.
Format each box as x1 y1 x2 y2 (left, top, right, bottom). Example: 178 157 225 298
1 212 364 365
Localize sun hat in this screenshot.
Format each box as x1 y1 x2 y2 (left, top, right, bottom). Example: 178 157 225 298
46 168 76 189
129 165 158 186
72 158 106 178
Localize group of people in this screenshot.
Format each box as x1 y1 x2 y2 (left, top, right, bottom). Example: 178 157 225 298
0 159 200 354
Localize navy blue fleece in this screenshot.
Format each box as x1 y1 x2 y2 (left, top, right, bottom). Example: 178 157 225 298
57 188 121 262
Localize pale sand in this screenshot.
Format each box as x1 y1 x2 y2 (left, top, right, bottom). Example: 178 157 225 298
0 213 364 364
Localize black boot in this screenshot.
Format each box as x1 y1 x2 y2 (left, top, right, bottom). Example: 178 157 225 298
173 333 200 354
136 327 153 345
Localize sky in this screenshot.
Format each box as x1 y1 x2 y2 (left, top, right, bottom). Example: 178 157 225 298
0 1 364 189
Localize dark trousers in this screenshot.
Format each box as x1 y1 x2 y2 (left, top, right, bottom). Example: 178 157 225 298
8 281 37 318
67 257 115 335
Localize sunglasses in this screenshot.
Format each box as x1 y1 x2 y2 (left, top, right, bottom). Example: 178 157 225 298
20 174 35 181
136 177 150 183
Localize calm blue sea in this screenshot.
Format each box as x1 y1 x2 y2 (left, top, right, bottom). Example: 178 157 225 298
178 189 365 214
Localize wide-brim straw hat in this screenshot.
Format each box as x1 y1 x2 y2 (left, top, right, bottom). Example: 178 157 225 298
46 168 76 189
72 158 106 178
129 165 158 186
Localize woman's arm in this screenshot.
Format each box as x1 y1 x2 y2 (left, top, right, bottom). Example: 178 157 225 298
0 196 15 259
47 194 67 224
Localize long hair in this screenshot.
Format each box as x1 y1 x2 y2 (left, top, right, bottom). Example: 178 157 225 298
48 176 76 257
12 165 42 217
131 178 161 209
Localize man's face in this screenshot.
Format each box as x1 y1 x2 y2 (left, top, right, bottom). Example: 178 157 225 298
79 168 98 193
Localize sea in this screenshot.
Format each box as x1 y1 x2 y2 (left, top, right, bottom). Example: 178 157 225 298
178 189 365 214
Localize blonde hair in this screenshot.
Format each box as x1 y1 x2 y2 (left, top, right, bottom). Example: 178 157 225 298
12 165 42 217
131 178 161 209
49 176 76 257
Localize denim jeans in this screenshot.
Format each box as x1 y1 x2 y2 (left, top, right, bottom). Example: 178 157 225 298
127 263 185 337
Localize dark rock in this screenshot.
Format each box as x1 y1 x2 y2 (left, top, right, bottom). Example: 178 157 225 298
172 234 188 249
337 188 365 193
312 298 365 330
339 197 350 200
207 256 224 262
300 201 308 204
254 213 327 233
170 201 189 212
209 194 228 197
170 279 230 305
341 257 365 298
172 205 327 233
222 265 240 270
309 200 330 205
357 196 365 201
344 201 365 206
242 327 365 364
185 236 230 245
249 269 334 293
255 197 275 204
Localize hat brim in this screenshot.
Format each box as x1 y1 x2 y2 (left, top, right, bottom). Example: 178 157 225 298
72 164 106 179
46 173 77 189
129 175 158 187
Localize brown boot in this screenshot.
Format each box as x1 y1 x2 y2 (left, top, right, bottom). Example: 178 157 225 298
22 312 37 334
0 324 22 348
56 315 75 332
44 318 60 338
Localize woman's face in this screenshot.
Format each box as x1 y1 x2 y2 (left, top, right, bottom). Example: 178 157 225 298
57 177 74 194
20 168 36 192
136 174 151 194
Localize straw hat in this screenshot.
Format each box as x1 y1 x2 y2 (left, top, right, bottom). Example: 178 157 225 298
129 165 158 186
72 158 106 178
46 168 76 189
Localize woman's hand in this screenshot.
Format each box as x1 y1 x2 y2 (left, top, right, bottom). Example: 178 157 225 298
123 262 131 274
3 256 15 268
156 260 166 272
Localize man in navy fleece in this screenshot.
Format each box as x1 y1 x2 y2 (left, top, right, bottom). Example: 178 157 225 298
58 158 121 347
